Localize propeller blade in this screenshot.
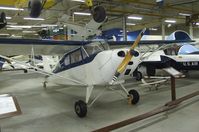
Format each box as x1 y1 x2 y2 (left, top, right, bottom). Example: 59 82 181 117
110 28 146 84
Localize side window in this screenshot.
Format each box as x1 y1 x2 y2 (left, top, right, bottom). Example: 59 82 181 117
71 49 82 64
64 55 70 66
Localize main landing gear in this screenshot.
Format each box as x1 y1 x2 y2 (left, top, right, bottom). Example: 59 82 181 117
74 84 140 118
128 89 140 104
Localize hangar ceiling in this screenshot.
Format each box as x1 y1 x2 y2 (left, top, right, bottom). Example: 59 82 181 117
0 0 199 38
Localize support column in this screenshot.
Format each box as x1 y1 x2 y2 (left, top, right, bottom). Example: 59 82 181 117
123 16 127 41
189 24 193 39
161 21 165 40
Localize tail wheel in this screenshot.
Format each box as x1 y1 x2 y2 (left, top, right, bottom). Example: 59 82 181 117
92 6 106 23
128 89 140 104
28 0 42 18
74 100 87 118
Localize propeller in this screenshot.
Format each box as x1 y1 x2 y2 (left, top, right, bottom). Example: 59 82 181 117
110 28 146 84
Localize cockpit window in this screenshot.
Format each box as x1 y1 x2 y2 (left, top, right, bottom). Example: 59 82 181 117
70 49 82 64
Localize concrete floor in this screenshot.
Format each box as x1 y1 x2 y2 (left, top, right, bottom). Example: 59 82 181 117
0 70 198 132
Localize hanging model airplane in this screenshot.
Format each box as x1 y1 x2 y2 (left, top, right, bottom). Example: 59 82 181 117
0 29 194 117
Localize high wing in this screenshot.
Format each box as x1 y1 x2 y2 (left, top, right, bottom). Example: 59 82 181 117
0 37 195 56
107 40 195 46
0 38 90 56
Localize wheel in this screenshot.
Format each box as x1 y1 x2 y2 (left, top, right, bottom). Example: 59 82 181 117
135 71 142 81
146 66 156 76
28 0 42 18
24 69 28 73
92 6 106 23
128 89 140 104
74 100 87 118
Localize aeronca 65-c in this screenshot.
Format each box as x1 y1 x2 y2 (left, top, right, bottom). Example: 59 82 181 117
0 28 194 117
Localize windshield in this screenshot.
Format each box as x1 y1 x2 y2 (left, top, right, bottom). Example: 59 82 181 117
83 41 109 55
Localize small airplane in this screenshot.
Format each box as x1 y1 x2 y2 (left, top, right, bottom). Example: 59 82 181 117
0 28 194 117
140 30 199 76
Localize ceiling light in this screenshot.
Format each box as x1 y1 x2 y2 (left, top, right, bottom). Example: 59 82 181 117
195 22 199 25
8 25 32 28
165 20 176 23
71 0 85 2
167 24 172 27
23 17 45 21
0 6 24 11
22 31 36 33
128 16 142 20
73 12 91 16
0 33 10 36
7 28 23 30
6 16 12 20
41 24 58 27
7 22 17 25
179 13 191 16
126 23 136 26
149 28 158 31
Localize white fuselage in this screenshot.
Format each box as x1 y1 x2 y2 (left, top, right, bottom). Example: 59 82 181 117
47 48 141 86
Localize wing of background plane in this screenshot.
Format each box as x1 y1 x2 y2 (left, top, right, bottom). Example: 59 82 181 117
107 40 195 46
0 38 90 56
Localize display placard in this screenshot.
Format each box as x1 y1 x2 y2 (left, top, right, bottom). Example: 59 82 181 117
0 94 21 119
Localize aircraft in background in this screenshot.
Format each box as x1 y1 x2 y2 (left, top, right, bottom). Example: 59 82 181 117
0 28 194 118
140 30 199 76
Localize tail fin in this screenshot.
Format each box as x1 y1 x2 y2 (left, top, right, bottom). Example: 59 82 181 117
167 30 191 41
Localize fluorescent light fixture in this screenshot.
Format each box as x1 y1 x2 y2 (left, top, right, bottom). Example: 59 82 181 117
7 28 23 30
167 24 172 27
126 23 136 26
7 22 17 25
22 31 36 33
8 25 32 28
165 20 176 23
41 24 58 27
149 28 158 31
23 17 45 21
0 33 10 36
0 6 24 11
6 16 12 20
71 0 85 2
128 16 142 20
73 12 91 16
179 13 191 16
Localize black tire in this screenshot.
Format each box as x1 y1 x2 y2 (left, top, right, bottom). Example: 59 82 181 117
146 66 156 76
24 69 28 73
74 100 87 118
28 0 42 18
92 6 106 23
128 89 140 104
135 71 142 81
